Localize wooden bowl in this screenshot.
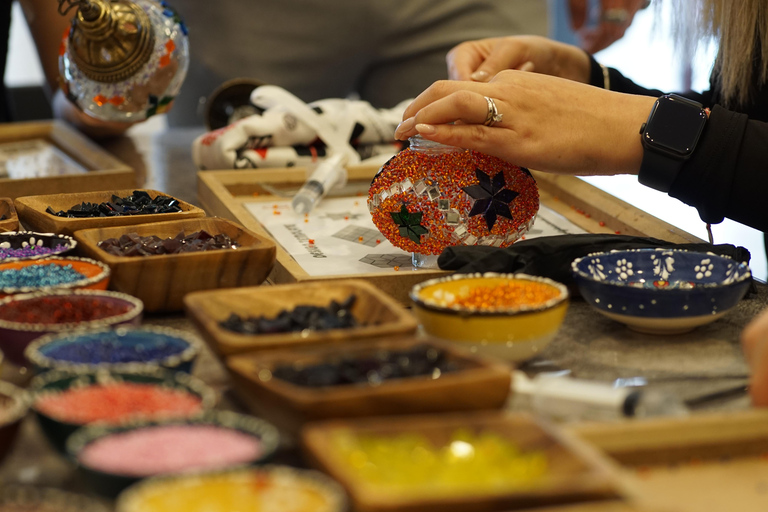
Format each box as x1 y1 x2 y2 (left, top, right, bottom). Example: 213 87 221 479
73 217 276 312
0 197 19 232
302 411 622 512
225 337 512 435
184 279 419 356
14 189 205 236
0 256 110 299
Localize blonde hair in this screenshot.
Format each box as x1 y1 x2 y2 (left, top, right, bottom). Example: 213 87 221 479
670 0 768 107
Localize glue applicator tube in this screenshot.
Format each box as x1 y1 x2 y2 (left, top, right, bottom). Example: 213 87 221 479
291 153 348 214
512 371 689 422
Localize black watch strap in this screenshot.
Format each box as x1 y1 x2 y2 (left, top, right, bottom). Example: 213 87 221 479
637 94 708 194
637 147 683 193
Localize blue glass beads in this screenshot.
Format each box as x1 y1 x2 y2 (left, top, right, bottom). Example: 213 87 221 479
0 263 85 288
29 327 201 373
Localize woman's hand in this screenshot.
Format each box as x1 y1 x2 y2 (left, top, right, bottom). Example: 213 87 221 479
394 70 656 176
741 308 768 406
570 0 649 54
447 35 591 84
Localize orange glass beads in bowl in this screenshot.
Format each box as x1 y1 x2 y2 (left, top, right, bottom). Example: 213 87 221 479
368 136 539 256
410 273 569 362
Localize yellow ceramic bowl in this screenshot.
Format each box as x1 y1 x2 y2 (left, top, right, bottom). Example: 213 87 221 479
410 273 569 362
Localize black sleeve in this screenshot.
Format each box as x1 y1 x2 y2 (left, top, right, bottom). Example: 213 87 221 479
586 53 715 106
669 105 768 232
584 55 768 231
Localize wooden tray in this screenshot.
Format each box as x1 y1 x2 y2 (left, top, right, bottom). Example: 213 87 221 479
225 337 512 435
0 198 18 232
0 120 135 199
568 409 768 512
73 217 276 312
197 167 703 305
15 189 206 236
184 279 418 357
302 411 623 512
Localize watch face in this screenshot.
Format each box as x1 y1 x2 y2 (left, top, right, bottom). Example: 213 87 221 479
643 96 707 157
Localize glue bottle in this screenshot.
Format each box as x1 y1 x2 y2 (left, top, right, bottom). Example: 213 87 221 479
291 153 349 214
512 371 689 422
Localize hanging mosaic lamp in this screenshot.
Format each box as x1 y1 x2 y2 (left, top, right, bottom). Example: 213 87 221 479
57 0 189 122
368 136 539 256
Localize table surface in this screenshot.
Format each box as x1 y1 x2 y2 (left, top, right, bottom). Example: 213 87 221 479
1 126 765 510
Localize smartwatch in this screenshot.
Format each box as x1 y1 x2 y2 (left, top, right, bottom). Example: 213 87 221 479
638 94 708 193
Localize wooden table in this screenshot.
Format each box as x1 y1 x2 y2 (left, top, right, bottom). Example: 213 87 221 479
1 125 767 512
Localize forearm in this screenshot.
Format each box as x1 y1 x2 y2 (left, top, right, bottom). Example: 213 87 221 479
19 0 73 96
586 54 715 106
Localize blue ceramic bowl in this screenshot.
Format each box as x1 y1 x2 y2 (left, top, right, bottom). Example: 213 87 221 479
571 248 752 334
25 325 202 374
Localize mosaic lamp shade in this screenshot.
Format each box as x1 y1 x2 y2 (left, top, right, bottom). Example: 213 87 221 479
57 0 189 122
368 136 539 256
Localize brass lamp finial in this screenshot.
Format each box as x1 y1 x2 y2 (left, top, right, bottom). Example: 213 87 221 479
58 0 155 83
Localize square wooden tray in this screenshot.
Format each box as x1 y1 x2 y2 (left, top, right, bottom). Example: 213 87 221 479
302 411 623 512
73 217 277 312
568 409 768 512
0 120 135 199
197 167 703 305
14 188 206 236
225 337 512 435
0 198 18 232
184 279 418 357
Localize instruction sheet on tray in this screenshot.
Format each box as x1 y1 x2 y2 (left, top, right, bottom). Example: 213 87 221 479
244 197 586 277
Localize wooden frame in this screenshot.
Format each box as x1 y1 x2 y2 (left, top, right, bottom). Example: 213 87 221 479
568 409 768 512
198 167 704 304
0 120 135 199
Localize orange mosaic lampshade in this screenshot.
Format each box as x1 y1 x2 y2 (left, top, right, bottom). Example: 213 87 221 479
368 136 539 256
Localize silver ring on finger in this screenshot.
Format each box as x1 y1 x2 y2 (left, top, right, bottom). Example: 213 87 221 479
483 96 503 127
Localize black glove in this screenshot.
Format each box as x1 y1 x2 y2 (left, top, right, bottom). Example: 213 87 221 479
438 233 752 293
